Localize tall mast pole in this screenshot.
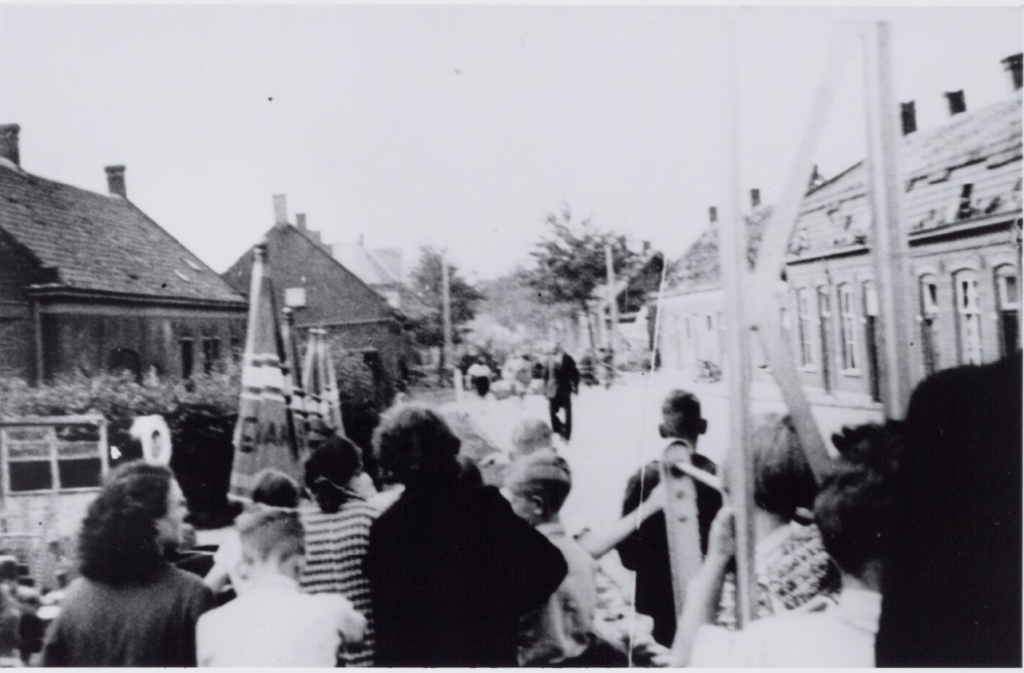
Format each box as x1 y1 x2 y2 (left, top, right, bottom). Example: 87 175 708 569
863 21 914 419
720 17 757 628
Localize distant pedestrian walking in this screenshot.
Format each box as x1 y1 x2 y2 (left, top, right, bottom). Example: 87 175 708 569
543 344 579 442
467 358 492 398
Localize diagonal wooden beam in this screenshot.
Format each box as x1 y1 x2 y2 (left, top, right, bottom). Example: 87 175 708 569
744 24 858 484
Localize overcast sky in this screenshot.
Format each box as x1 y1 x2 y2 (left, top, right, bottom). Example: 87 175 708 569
1 5 1020 281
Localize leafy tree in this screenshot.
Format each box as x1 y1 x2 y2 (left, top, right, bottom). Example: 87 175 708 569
526 204 648 347
408 246 483 349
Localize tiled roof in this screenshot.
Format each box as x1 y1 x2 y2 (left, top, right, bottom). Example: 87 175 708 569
333 241 401 287
790 94 1022 259
666 93 1022 292
0 164 245 304
373 248 404 283
666 208 773 292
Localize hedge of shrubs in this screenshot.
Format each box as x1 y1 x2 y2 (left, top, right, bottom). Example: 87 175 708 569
0 353 387 529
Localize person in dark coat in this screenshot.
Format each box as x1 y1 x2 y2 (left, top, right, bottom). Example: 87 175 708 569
365 403 568 667
615 390 722 648
876 352 1022 667
42 463 213 667
543 344 580 442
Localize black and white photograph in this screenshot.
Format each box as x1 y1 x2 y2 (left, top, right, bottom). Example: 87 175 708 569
0 2 1020 668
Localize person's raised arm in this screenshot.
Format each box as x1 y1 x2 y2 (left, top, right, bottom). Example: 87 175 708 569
578 482 666 559
670 506 735 667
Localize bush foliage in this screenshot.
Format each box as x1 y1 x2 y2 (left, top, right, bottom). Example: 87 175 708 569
0 352 387 527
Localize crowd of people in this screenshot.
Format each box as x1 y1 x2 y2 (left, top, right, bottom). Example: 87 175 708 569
0 351 1018 667
466 343 581 443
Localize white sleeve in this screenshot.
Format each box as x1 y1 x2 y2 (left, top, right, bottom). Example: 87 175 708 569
328 595 367 644
690 624 766 668
195 612 214 667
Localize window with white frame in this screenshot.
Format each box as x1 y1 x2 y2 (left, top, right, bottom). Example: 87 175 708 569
797 288 815 368
920 275 940 375
817 287 834 384
2 423 106 494
838 284 857 370
995 265 1020 356
955 270 983 365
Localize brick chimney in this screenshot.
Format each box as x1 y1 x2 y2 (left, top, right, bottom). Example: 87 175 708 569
296 213 307 231
104 165 126 198
944 90 967 116
708 206 718 224
1002 53 1023 92
0 124 20 167
900 101 917 135
750 188 761 209
273 194 288 226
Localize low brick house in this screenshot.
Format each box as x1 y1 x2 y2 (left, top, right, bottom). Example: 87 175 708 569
0 124 247 383
655 55 1022 402
222 196 410 391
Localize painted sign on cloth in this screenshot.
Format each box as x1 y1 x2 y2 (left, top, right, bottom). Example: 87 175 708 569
230 244 303 497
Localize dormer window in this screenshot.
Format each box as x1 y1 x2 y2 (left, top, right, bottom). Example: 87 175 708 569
957 184 975 220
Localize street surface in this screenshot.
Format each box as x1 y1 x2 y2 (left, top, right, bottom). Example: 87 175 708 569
448 371 884 534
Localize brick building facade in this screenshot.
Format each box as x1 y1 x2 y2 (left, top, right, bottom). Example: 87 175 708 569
656 59 1022 404
222 196 411 389
0 124 247 384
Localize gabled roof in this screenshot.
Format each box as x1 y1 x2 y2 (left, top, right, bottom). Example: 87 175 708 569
0 163 244 305
665 207 773 293
790 94 1022 259
333 241 402 287
373 248 404 283
665 92 1023 294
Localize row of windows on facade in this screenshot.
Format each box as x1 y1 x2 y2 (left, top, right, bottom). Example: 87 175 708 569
665 264 1019 382
109 337 241 380
791 264 1019 378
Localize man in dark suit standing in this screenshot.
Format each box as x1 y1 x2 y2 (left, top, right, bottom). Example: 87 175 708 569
544 343 580 442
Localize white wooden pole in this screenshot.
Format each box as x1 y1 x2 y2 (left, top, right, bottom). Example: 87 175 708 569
862 21 915 419
721 17 758 629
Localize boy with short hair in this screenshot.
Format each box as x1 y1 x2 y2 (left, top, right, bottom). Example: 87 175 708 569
672 452 893 667
511 418 555 459
505 450 598 667
605 389 722 648
196 509 366 667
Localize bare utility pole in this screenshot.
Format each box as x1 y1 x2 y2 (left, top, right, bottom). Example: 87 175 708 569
441 249 454 384
604 243 618 350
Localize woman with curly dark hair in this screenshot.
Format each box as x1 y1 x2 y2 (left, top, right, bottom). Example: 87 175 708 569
42 462 213 667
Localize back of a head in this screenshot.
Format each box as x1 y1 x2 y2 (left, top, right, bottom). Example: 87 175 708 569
728 414 818 520
814 460 893 579
505 449 573 516
511 418 553 458
305 434 362 490
456 455 484 489
878 353 1022 667
252 469 301 509
661 389 707 440
78 461 174 586
237 509 305 566
373 403 461 485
